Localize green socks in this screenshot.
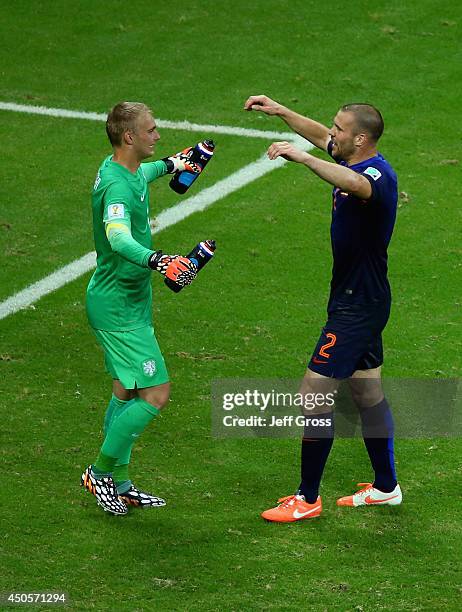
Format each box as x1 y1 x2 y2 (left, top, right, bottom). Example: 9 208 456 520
103 394 129 437
92 455 131 493
103 395 134 479
113 464 131 494
92 451 117 476
94 394 132 480
94 398 160 476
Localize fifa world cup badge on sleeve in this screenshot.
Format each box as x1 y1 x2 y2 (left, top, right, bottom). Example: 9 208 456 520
107 203 125 219
363 167 382 181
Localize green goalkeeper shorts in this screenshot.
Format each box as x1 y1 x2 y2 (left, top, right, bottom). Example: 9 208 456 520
92 325 169 390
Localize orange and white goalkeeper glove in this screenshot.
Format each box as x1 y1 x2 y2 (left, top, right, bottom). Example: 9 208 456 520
148 251 198 287
162 148 202 174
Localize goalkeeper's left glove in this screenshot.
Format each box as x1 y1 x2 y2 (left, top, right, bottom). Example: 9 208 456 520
148 251 198 287
162 148 202 174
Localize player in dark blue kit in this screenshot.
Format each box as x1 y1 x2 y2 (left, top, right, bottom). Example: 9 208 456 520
244 95 402 522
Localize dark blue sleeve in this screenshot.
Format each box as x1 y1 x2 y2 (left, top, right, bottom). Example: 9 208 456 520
359 164 396 204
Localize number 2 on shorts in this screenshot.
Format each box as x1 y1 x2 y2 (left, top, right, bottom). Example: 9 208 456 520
319 332 337 358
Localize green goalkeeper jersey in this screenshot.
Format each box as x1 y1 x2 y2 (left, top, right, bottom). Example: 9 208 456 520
86 155 167 331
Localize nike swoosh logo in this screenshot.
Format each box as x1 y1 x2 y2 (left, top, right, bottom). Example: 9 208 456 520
364 494 399 504
312 357 328 364
293 506 321 518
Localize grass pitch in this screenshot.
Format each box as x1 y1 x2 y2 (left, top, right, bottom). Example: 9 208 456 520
1 1 461 610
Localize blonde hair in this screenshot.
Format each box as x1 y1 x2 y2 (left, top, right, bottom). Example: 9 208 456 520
106 101 152 146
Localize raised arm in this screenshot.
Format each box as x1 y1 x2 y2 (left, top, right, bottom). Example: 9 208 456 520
105 221 197 287
267 142 372 200
142 152 201 183
244 94 330 151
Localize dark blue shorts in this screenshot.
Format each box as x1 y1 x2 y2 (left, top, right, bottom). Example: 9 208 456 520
308 302 390 379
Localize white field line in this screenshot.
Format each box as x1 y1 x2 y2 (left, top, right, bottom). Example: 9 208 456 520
0 101 302 141
0 102 313 320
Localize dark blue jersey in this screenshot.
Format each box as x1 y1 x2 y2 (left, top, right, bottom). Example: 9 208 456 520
327 141 398 309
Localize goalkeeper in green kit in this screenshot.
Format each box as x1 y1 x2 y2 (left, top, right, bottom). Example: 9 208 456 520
81 102 200 515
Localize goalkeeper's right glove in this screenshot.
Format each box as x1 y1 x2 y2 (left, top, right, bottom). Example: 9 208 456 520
162 149 202 174
148 251 198 287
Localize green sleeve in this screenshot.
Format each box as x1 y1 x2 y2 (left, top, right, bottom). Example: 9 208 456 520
141 160 168 183
106 221 155 268
103 182 154 268
103 182 133 224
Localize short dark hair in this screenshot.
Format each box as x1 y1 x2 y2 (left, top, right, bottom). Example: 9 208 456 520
106 101 152 146
341 103 384 142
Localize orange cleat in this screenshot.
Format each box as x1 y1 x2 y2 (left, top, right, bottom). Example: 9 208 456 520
337 482 402 507
261 494 322 522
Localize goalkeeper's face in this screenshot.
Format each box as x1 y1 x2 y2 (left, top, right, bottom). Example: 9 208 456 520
130 112 160 160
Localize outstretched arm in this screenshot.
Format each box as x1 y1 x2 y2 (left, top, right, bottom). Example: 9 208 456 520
267 141 372 200
105 222 197 287
142 152 200 183
105 221 154 267
244 94 330 151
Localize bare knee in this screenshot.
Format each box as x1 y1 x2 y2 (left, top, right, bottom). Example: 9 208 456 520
300 368 339 395
348 369 384 409
112 380 135 402
299 368 339 414
137 382 170 410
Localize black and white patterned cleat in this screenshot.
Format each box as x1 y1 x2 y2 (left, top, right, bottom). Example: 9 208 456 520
119 485 166 508
80 465 127 515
